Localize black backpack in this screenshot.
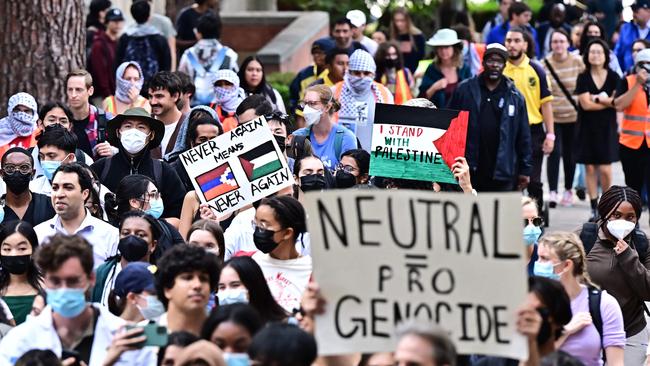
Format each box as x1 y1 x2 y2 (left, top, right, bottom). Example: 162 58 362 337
579 222 649 259
124 35 159 82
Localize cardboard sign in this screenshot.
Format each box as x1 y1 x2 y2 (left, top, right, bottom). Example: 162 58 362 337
369 104 468 184
304 190 528 360
180 117 294 215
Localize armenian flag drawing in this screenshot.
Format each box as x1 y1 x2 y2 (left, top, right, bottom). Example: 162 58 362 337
195 163 239 201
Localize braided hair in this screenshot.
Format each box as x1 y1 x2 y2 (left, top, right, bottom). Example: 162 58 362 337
538 232 598 288
597 186 642 225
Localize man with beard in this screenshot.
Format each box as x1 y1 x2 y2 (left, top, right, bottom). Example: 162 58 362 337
148 71 186 159
447 43 532 192
504 27 554 212
0 147 55 227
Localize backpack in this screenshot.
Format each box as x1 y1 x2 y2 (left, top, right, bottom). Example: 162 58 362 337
186 47 230 105
587 287 605 360
291 125 359 165
124 35 160 82
579 222 649 258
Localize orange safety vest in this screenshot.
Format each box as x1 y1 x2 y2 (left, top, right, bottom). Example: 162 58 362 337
209 103 238 132
475 43 486 73
103 96 148 115
620 75 650 149
331 81 393 123
381 69 413 105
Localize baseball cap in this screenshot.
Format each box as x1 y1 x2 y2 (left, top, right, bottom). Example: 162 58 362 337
311 37 335 55
113 262 157 298
484 43 509 62
632 0 650 11
105 8 124 22
346 10 367 28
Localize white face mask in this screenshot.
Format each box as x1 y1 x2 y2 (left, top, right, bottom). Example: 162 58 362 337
120 128 149 154
606 219 636 240
303 105 322 126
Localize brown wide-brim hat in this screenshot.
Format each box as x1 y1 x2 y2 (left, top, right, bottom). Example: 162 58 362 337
106 107 165 150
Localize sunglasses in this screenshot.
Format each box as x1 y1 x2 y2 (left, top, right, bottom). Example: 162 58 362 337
524 216 544 227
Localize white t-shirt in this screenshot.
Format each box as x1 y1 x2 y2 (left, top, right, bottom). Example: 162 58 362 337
251 252 312 313
161 122 178 155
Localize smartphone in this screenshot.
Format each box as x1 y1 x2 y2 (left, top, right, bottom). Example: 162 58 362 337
126 324 168 347
61 349 81 366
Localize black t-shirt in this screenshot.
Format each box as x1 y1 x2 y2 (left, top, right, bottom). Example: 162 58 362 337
2 193 55 227
575 70 619 123
73 116 93 157
176 7 204 41
477 75 507 179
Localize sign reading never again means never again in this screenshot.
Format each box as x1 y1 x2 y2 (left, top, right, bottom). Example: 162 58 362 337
304 190 528 360
180 116 294 216
369 104 468 184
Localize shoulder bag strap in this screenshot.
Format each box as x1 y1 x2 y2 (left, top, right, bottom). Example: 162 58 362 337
544 58 578 111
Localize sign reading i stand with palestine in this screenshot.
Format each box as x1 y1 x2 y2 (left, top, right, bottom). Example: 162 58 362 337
179 116 294 216
369 104 469 184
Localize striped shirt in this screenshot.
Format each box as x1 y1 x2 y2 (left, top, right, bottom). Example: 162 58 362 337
543 53 584 123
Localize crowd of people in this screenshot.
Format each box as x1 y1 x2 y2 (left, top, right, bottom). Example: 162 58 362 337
1 0 650 364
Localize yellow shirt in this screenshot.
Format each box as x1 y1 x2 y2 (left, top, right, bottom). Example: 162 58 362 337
504 55 553 125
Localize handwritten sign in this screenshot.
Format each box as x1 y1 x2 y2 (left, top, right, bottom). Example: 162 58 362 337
180 117 294 216
304 190 528 360
369 104 468 184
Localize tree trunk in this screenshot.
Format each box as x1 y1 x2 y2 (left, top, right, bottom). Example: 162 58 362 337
0 0 85 116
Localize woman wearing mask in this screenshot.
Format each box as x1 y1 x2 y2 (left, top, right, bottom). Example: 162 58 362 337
334 149 370 188
522 197 543 276
419 28 471 108
104 174 184 258
251 196 312 313
389 7 425 74
91 211 159 306
238 56 286 113
218 256 289 324
106 261 165 321
187 219 225 262
535 232 625 366
291 85 357 171
201 303 263 364
585 186 650 365
575 39 620 221
374 42 414 104
293 155 332 201
0 221 42 325
543 29 584 208
102 62 151 115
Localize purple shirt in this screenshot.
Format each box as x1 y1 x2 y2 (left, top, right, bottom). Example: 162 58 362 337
560 286 625 366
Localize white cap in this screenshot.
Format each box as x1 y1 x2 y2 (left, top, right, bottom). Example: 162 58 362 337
346 10 366 27
636 48 650 64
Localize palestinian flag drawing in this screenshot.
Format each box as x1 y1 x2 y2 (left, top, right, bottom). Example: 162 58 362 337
238 141 283 181
195 163 239 201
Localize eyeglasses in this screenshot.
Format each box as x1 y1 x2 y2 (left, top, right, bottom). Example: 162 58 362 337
524 216 544 227
336 163 357 174
264 111 290 124
3 164 32 175
140 191 161 201
299 100 322 109
251 220 276 232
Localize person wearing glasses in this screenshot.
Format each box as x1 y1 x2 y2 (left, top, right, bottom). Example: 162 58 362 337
291 84 357 171
523 196 544 276
0 148 55 227
333 148 370 188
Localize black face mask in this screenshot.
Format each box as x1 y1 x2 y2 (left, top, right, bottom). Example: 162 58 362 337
253 227 279 254
335 170 356 188
385 58 398 68
274 135 286 153
4 172 31 194
536 307 553 345
0 254 31 275
300 174 326 192
118 235 150 262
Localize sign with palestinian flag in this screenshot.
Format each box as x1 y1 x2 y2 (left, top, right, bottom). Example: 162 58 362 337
180 116 294 216
369 104 469 184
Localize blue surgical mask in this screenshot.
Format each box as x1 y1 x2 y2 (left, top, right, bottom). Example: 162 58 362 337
146 198 164 219
217 288 249 306
224 353 250 366
523 224 542 246
137 294 166 320
46 287 87 318
41 160 62 181
533 261 561 280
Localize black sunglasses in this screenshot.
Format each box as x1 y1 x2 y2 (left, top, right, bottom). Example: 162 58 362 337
524 217 544 227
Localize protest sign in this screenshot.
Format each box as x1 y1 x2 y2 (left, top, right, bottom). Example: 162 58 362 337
180 116 294 216
304 190 528 360
369 104 468 184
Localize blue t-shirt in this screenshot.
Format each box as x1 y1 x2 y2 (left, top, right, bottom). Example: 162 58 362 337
293 125 357 171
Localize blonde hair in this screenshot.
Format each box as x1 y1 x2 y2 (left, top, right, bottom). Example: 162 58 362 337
538 231 598 288
521 196 537 210
304 84 340 115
